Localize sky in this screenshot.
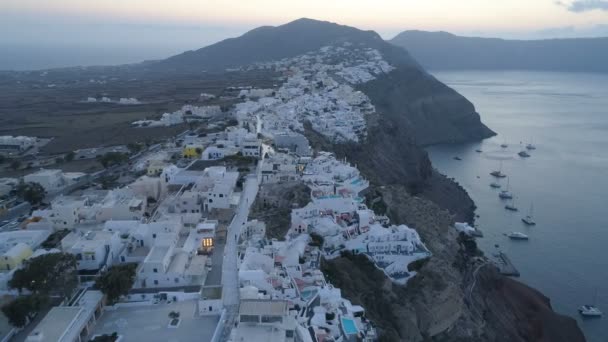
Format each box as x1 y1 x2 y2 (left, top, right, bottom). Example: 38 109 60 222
1 0 608 70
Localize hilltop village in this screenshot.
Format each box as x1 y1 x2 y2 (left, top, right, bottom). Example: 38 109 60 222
0 44 443 342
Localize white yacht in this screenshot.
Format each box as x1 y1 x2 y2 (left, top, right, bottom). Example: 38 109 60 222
522 204 536 226
490 161 507 178
579 305 602 317
526 143 536 150
507 232 529 240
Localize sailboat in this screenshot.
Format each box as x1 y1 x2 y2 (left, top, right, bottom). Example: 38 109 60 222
526 140 537 150
500 138 508 148
522 203 536 225
518 150 531 158
505 198 518 211
490 161 507 178
579 289 603 317
499 178 513 199
490 181 501 189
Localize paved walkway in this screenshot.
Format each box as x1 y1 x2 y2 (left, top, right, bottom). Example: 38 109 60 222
221 174 259 306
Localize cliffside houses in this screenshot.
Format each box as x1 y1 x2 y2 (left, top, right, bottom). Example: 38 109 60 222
0 135 37 154
132 105 221 127
23 168 87 194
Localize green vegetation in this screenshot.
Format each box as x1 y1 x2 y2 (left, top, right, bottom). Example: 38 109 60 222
1 294 48 327
65 151 75 162
4 253 78 327
222 153 256 167
309 233 324 247
41 229 70 249
407 257 430 272
97 152 129 168
99 175 119 190
95 263 137 304
127 142 143 154
89 332 119 342
16 182 46 205
9 253 78 299
9 159 21 170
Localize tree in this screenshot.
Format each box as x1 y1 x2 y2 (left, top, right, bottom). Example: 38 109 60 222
9 253 78 299
10 159 21 170
97 152 129 168
65 151 75 162
95 263 137 304
168 311 180 319
16 182 46 205
126 143 143 154
1 295 48 327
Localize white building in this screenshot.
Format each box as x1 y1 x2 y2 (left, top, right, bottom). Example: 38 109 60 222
23 169 65 192
26 290 104 342
233 300 298 342
61 230 122 271
0 135 36 153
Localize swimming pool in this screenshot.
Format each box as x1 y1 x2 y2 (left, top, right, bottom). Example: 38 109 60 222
300 288 318 301
341 317 359 335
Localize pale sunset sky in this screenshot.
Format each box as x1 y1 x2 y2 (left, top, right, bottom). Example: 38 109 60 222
1 0 608 69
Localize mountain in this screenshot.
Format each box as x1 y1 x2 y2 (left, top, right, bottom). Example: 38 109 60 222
390 30 608 72
155 18 494 145
157 19 582 341
158 18 398 72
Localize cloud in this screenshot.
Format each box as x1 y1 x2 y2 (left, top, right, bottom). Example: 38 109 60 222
556 0 608 12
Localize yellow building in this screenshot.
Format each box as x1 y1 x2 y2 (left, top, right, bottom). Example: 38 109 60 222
2 243 33 272
182 145 204 159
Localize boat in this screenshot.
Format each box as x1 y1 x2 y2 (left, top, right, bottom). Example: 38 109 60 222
490 161 507 178
522 204 536 225
506 232 529 240
526 143 536 150
579 305 603 317
475 149 483 153
499 190 513 199
579 289 602 317
500 139 508 148
518 150 530 158
499 178 513 199
453 156 462 161
505 200 518 211
490 182 501 189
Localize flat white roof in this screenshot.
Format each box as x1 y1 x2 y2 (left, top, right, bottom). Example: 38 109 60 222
239 299 288 316
145 245 171 264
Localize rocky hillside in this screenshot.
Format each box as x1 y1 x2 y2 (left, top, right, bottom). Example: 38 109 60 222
155 18 494 146
153 18 581 341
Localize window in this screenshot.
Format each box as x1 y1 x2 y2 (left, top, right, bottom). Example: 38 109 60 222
174 278 179 283
219 194 223 198
153 234 157 238
240 315 259 323
153 268 158 273
261 315 283 323
286 330 294 338
154 280 158 285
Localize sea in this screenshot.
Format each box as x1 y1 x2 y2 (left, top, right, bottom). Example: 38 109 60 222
427 70 608 341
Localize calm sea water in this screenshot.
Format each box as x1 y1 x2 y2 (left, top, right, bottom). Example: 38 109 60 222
427 70 608 341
